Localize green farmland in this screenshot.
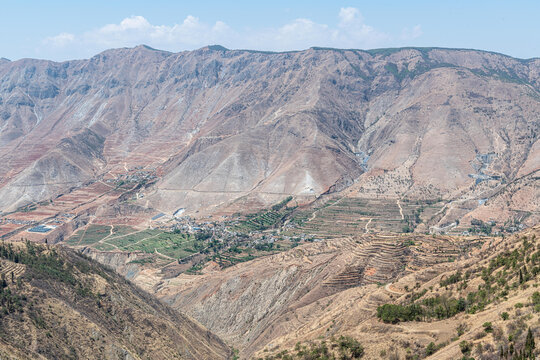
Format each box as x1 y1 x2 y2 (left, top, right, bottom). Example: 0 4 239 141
66 225 203 261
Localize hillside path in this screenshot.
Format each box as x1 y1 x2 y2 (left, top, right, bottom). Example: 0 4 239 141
397 200 404 220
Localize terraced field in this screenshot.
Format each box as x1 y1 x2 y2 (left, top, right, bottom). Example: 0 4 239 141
0 260 25 280
232 211 285 232
212 240 299 268
104 229 162 249
231 196 294 232
112 231 199 259
66 225 201 260
286 197 443 238
321 233 467 292
66 225 112 246
93 243 117 251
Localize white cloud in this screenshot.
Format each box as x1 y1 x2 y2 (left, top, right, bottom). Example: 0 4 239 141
339 7 362 26
333 7 388 48
78 15 233 49
43 32 75 47
272 18 332 49
401 25 423 40
38 9 422 60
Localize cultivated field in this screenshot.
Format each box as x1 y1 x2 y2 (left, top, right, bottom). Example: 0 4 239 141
66 224 202 261
285 196 444 238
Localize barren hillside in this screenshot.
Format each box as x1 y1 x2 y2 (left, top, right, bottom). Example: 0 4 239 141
1 45 539 359
0 46 538 230
0 241 231 359
139 226 539 359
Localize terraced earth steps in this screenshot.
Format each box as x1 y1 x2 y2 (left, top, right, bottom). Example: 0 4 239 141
287 197 445 239
360 292 392 313
322 239 412 291
214 253 255 268
321 232 469 294
0 260 25 279
362 243 410 285
406 236 463 271
322 265 365 290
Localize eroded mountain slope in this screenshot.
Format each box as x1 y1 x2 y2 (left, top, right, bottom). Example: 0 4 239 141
0 241 231 359
140 227 539 359
106 233 464 357
0 46 538 227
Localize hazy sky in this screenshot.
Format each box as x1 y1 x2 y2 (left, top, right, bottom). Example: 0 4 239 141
1 0 539 61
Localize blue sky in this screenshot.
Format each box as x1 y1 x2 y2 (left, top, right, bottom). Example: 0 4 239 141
1 0 539 61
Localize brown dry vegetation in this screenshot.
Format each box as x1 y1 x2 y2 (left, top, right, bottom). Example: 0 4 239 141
0 46 538 359
0 241 231 359
113 227 539 359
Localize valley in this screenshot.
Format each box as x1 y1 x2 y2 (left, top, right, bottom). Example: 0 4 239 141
0 45 538 359
0 46 538 232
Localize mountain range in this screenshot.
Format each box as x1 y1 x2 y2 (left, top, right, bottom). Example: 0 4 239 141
0 45 539 359
0 45 538 229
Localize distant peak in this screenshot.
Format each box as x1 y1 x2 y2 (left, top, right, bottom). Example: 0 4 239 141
129 44 172 55
200 45 229 52
134 44 161 51
93 45 172 60
0 57 10 62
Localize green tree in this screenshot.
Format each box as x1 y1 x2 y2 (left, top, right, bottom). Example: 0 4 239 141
459 341 471 355
425 342 436 356
525 327 535 357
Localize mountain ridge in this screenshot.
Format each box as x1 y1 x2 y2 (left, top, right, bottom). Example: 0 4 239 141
4 44 540 63
0 45 538 234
